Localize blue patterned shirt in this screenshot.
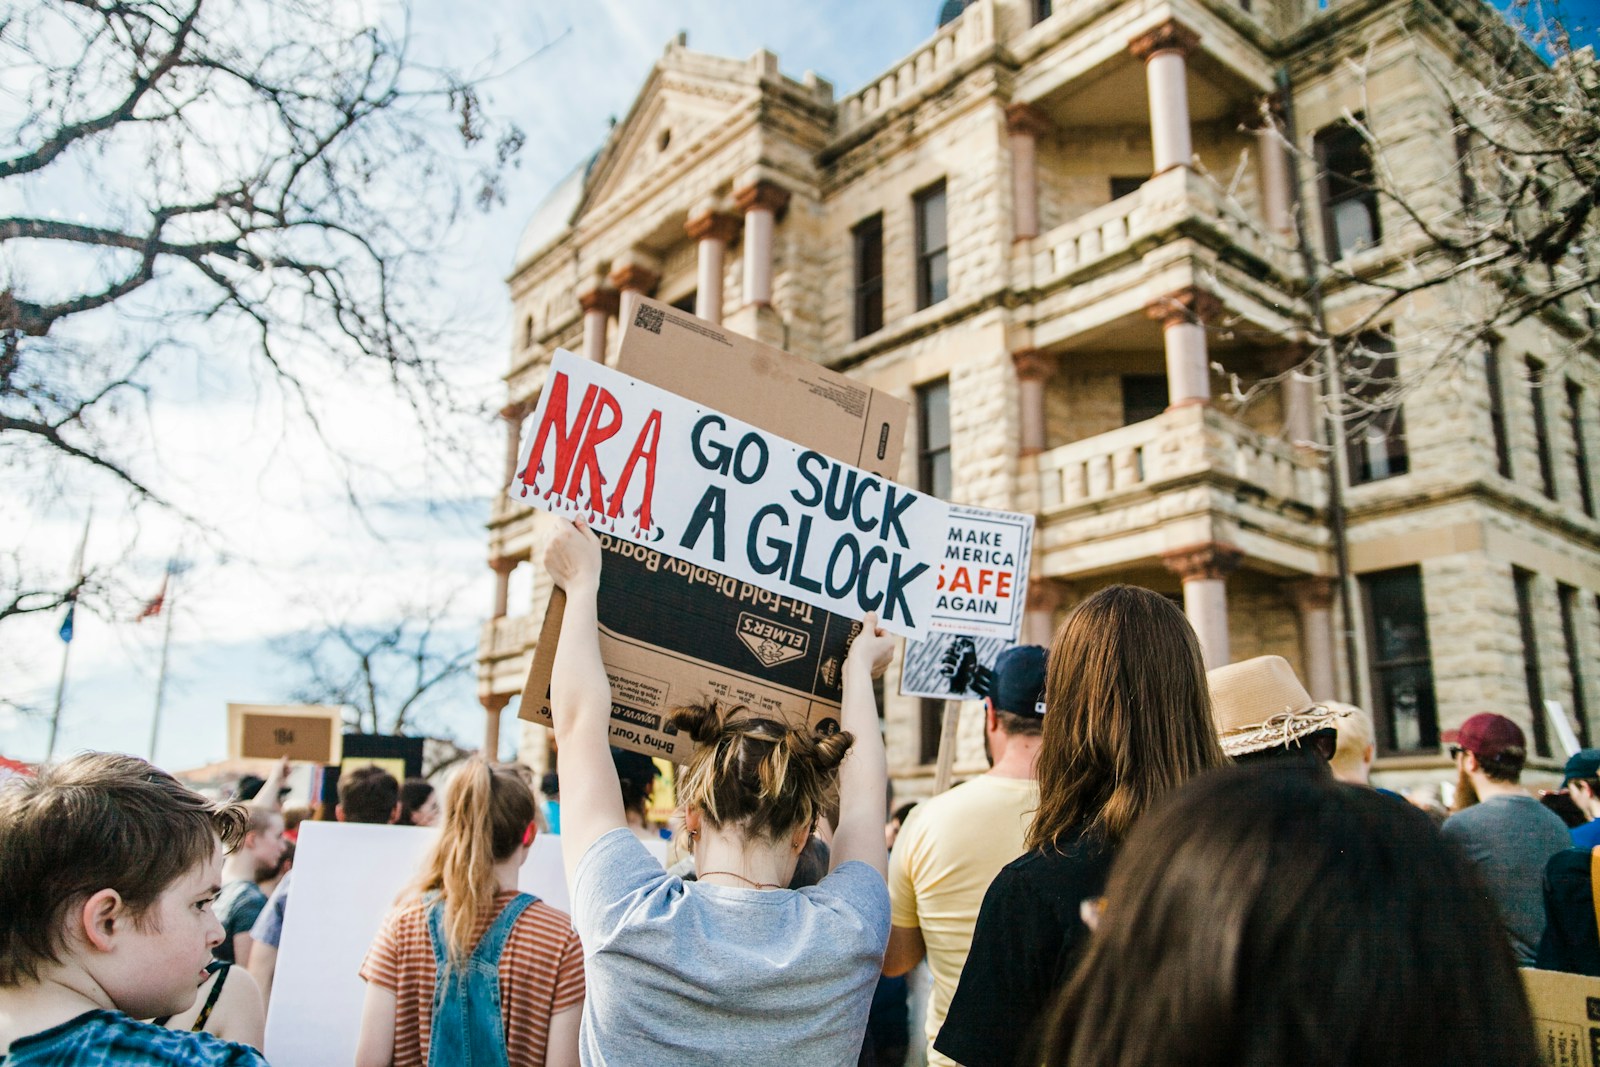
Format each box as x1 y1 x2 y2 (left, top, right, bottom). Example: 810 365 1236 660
0 1010 267 1066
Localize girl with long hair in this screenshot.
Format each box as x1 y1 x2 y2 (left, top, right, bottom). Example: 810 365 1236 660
355 760 584 1067
544 519 895 1065
936 585 1226 1067
1043 767 1542 1067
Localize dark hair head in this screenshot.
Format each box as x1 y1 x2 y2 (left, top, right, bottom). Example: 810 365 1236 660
398 778 434 825
1028 585 1225 851
1229 728 1337 771
1044 767 1541 1067
891 801 918 826
338 765 399 824
669 702 852 844
610 748 661 816
0 753 249 984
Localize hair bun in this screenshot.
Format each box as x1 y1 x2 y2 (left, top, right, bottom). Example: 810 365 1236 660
668 702 727 746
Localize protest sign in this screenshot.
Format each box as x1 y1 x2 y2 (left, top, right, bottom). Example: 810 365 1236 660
900 632 1016 702
1521 967 1600 1066
930 505 1034 639
263 821 667 1067
510 349 946 637
227 703 342 763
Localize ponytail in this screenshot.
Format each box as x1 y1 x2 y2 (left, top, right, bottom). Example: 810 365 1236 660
410 759 535 966
670 702 852 845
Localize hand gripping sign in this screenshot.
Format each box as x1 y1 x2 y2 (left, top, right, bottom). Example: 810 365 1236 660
512 351 947 637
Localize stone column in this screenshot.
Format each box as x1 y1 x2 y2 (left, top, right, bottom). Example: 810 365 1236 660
1163 542 1243 669
1247 95 1295 239
685 210 740 324
481 693 511 762
577 286 618 362
490 556 514 619
609 258 661 328
1013 348 1057 456
1146 287 1221 407
1129 21 1200 175
1006 102 1050 242
1268 344 1318 447
1286 577 1338 701
733 180 791 308
1024 578 1064 647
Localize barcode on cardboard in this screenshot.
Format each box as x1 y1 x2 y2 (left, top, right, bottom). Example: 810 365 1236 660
634 305 665 334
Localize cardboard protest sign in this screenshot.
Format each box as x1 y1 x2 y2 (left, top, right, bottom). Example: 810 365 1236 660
1520 967 1600 1066
900 632 1016 702
264 821 668 1067
617 296 906 472
509 350 946 637
227 703 342 763
930 505 1034 639
523 534 863 761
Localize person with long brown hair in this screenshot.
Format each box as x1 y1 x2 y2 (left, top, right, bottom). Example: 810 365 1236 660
544 519 896 1065
354 759 584 1067
1042 766 1542 1067
935 585 1225 1067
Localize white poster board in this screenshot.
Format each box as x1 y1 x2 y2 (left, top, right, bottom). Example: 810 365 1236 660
264 821 667 1067
929 505 1033 638
510 350 947 637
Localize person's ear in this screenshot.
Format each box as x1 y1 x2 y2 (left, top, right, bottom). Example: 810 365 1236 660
334 805 347 822
389 802 402 825
79 889 124 953
1362 743 1375 764
521 821 537 847
984 699 997 732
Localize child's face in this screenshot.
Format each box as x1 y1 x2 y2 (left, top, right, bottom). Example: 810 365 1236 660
98 841 227 1019
247 815 287 878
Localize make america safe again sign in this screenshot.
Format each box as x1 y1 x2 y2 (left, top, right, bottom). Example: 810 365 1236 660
510 350 947 638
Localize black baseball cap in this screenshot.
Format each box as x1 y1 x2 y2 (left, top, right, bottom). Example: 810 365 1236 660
990 645 1047 717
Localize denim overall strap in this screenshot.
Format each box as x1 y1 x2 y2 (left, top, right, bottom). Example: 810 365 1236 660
426 893 538 1067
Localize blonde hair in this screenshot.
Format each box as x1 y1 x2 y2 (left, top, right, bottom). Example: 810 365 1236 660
1329 701 1375 781
670 702 852 844
410 760 535 966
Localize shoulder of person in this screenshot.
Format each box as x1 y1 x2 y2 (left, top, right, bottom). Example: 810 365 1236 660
1547 847 1595 882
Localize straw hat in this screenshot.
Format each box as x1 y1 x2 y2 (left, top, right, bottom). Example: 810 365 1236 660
1207 655 1347 758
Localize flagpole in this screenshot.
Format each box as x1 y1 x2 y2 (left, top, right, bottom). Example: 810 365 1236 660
45 636 72 762
44 512 92 763
147 570 177 763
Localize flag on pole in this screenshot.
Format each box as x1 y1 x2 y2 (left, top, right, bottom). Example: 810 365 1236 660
137 569 170 621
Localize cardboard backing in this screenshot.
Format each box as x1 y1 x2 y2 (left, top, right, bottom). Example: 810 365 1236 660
519 298 908 760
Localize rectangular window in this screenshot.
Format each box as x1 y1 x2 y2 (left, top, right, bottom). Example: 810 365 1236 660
919 698 945 764
852 214 884 340
1122 375 1168 425
917 377 952 500
1569 380 1595 517
1343 331 1408 484
915 181 949 310
1109 176 1148 201
1360 566 1439 753
1485 343 1512 478
1513 567 1552 757
1033 0 1053 22
1560 583 1590 748
1453 109 1477 215
1314 119 1382 260
1529 358 1556 499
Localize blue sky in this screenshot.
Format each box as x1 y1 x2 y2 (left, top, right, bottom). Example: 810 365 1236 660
0 0 934 771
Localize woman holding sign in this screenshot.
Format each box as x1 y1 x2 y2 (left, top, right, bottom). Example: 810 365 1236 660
545 518 893 1066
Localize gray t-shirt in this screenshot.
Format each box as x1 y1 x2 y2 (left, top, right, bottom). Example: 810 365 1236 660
1442 793 1571 964
573 826 890 1066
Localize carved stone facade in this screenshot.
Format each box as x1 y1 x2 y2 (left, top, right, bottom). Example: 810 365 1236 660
482 0 1600 795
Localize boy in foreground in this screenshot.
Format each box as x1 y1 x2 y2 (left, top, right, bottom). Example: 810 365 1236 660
0 752 269 1065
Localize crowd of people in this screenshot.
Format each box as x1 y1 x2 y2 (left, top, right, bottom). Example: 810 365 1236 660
0 516 1593 1065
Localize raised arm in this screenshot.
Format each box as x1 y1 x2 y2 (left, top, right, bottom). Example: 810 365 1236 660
545 519 628 887
829 613 896 878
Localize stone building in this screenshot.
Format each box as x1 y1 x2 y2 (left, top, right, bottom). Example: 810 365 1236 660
479 0 1600 795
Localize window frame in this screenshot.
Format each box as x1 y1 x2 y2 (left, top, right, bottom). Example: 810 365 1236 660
1568 380 1595 517
1559 582 1590 748
852 213 885 340
1314 118 1382 261
1360 565 1439 755
914 180 949 311
1342 330 1408 485
917 376 952 500
1485 342 1512 478
1513 567 1552 757
1528 357 1556 499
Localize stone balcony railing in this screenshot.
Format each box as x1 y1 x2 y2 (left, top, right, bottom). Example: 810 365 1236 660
1030 166 1297 290
479 613 540 663
1033 403 1326 513
835 0 996 135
